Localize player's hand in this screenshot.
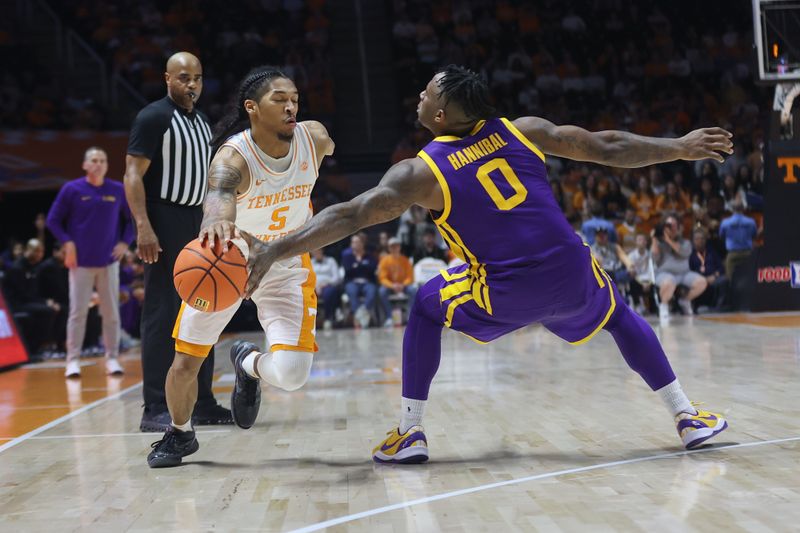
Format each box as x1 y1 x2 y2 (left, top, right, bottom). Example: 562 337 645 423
63 241 78 269
136 222 162 264
240 230 277 299
199 220 238 252
111 242 129 262
678 127 733 163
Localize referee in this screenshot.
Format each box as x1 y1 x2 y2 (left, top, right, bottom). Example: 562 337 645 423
124 52 232 432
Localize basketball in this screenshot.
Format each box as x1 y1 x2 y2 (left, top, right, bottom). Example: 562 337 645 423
173 238 247 312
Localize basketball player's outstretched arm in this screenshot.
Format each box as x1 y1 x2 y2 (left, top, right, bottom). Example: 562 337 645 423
241 157 437 297
514 117 734 167
199 147 248 252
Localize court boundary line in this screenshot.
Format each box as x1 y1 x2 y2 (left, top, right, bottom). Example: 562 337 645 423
287 435 800 533
0 429 232 441
0 404 81 410
0 382 143 454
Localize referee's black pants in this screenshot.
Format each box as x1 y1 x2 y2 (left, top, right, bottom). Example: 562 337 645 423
141 200 217 412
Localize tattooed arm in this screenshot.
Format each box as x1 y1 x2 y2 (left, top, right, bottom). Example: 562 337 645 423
241 157 439 296
513 116 733 168
199 147 249 252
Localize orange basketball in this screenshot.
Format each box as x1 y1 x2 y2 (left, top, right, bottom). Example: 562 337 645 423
173 238 247 312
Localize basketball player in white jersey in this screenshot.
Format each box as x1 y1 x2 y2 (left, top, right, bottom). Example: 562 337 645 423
148 67 334 467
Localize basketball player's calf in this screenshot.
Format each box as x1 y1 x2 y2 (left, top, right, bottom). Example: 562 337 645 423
603 301 728 449
230 341 313 429
147 350 204 468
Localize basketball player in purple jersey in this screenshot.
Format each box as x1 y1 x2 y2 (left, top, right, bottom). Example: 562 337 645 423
238 65 732 463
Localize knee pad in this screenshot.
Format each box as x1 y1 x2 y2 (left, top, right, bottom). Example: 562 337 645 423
272 350 313 391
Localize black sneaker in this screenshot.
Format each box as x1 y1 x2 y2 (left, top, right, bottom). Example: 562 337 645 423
229 340 261 429
140 406 172 433
147 427 199 468
192 403 233 425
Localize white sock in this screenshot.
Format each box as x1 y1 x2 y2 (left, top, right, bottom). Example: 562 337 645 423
241 350 261 378
656 379 696 416
400 397 426 433
171 419 193 432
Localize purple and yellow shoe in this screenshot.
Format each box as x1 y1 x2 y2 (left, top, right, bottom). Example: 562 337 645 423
676 407 728 449
372 426 429 464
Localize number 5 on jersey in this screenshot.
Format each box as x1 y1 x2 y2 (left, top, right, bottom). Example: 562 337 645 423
269 206 289 231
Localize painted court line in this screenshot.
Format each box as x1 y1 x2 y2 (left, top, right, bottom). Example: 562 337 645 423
0 382 143 454
0 429 232 441
288 436 800 533
0 404 77 411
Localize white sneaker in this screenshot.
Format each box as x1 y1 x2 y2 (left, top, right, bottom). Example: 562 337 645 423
65 360 81 378
658 303 670 322
678 298 694 316
323 319 333 331
383 317 394 328
106 358 124 375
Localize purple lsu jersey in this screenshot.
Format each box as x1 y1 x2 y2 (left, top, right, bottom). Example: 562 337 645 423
417 117 618 344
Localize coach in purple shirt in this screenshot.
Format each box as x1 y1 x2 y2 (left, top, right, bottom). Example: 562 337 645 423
47 146 134 378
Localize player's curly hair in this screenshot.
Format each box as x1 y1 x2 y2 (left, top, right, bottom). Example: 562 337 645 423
210 66 288 153
436 64 495 120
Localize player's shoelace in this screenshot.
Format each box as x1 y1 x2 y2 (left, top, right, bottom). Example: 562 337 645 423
239 366 259 404
235 346 259 404
151 429 189 451
150 432 176 451
243 380 258 404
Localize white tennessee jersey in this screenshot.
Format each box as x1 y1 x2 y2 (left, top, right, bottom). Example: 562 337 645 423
222 123 319 243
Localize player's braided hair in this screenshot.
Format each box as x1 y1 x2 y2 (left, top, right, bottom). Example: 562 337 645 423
210 66 288 153
436 64 495 121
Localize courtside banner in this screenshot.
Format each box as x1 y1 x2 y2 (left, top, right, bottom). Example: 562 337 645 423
752 140 800 310
767 140 800 247
0 292 28 369
0 131 128 192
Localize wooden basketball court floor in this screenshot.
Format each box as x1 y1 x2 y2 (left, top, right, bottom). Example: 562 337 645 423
1 313 800 532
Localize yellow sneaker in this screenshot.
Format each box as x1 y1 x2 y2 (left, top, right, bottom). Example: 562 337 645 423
372 426 428 464
676 408 728 449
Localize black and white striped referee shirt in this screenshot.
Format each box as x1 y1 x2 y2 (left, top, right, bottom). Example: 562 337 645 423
127 96 212 207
